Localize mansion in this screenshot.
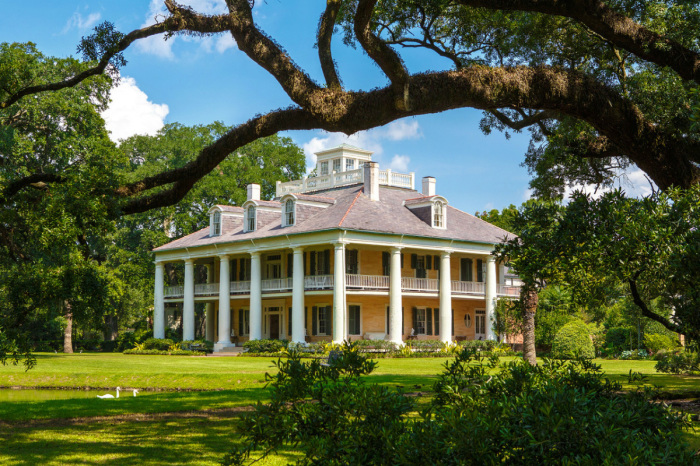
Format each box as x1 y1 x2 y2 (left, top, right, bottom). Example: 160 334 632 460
152 144 520 352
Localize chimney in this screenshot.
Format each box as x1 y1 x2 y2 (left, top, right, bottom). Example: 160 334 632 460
247 183 261 201
364 161 379 201
422 176 436 196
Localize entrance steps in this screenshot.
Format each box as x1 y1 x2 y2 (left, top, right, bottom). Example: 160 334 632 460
208 346 246 357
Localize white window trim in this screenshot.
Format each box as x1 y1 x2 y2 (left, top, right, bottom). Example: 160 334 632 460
211 211 221 236
347 303 362 336
316 303 331 336
475 309 486 339
320 161 329 175
245 206 256 232
414 306 428 335
239 308 250 336
432 200 446 229
283 199 295 227
332 158 342 173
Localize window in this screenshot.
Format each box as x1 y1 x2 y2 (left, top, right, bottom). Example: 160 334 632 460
410 254 433 278
348 305 361 335
412 307 438 335
460 258 474 281
433 200 445 228
333 158 341 173
265 254 281 279
246 206 256 232
477 259 484 282
346 158 355 171
312 305 332 336
475 309 486 338
320 161 329 175
238 309 250 336
345 249 358 274
238 258 251 281
212 211 221 236
309 250 331 275
284 199 295 226
464 313 472 328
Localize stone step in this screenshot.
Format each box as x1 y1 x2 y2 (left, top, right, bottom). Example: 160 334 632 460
209 345 246 356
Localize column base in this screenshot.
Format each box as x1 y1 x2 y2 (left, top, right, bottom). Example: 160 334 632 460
214 341 236 352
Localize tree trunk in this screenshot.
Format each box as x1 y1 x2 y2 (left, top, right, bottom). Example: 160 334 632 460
521 285 538 365
63 301 73 354
103 314 118 341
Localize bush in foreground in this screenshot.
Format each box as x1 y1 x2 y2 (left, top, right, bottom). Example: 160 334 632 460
551 320 595 359
656 351 700 375
224 344 694 465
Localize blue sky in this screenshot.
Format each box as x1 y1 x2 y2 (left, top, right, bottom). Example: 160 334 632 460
1 1 651 213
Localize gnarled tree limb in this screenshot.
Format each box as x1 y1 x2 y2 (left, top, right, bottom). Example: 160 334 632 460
317 0 343 90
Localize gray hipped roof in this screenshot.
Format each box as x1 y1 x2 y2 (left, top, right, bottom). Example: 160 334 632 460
154 185 514 251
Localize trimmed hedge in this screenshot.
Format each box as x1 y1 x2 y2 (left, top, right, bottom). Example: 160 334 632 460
123 349 206 356
142 338 175 351
552 320 594 359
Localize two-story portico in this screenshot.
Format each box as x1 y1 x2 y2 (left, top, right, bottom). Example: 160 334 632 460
152 144 519 352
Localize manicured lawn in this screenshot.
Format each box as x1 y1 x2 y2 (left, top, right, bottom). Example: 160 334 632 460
1 353 699 465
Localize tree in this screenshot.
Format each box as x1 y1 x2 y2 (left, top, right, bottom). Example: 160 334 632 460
2 1 699 215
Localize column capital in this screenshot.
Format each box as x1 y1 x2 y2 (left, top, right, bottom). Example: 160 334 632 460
486 255 497 264
184 258 194 265
249 250 261 258
390 246 403 253
292 246 305 254
332 241 346 250
155 260 165 267
440 250 452 258
217 253 230 261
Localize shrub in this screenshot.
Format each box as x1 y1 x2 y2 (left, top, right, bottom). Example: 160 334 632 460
620 349 649 360
603 326 635 354
656 351 700 374
224 344 694 465
142 338 174 351
243 339 287 353
457 339 497 352
644 333 678 354
123 349 205 356
354 339 396 352
551 320 594 359
116 332 137 351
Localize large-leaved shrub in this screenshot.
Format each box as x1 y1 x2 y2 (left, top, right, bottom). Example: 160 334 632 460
656 351 700 375
243 339 287 353
142 338 174 351
551 319 594 359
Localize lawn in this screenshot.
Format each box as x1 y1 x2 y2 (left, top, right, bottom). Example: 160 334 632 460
1 353 699 465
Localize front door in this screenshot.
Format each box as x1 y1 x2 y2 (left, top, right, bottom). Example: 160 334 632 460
475 309 486 340
269 314 280 340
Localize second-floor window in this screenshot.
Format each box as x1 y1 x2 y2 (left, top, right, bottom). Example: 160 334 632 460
345 158 355 171
320 161 329 175
345 249 358 274
333 158 341 172
212 211 221 236
246 206 256 232
284 199 295 226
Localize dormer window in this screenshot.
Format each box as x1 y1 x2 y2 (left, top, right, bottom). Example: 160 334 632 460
433 200 445 228
320 161 329 175
284 199 295 226
246 206 256 232
333 159 341 172
212 211 221 236
346 158 355 171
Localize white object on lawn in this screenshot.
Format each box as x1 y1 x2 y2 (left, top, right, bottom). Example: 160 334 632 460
133 389 139 397
97 387 120 399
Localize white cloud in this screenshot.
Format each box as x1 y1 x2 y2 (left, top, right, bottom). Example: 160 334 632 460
563 167 657 201
136 0 234 58
301 119 422 173
102 76 169 142
389 154 410 172
523 188 533 201
62 11 101 33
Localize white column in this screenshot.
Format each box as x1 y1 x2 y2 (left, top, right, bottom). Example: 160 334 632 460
292 247 305 344
485 255 497 340
205 264 215 342
183 259 195 341
389 247 403 346
249 251 262 340
332 243 346 343
153 261 165 339
439 252 452 344
216 255 231 350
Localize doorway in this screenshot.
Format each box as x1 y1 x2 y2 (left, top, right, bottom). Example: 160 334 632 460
269 314 280 340
475 309 486 340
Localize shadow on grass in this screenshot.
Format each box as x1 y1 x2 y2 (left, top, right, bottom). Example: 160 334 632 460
0 415 299 466
0 388 268 423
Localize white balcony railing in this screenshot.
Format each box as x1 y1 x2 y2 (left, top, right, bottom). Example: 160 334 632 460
164 285 184 298
230 280 251 294
451 281 485 295
346 274 390 290
304 275 334 290
262 278 293 293
401 277 439 292
276 168 415 196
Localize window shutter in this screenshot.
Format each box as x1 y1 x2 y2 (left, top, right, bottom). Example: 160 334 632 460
412 307 418 335
386 306 390 334
382 251 390 276
426 308 433 335
426 255 432 270
288 307 292 336
477 259 484 282
452 309 455 335
323 250 331 275
312 306 318 336
402 308 405 336
304 252 307 275
434 308 440 336
287 253 293 278
238 309 244 336
240 258 246 281
304 306 308 336
230 258 237 282
326 306 333 336
434 255 440 271
401 253 404 269
411 254 417 269
310 251 317 276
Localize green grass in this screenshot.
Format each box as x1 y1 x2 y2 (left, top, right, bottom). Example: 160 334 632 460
1 353 699 464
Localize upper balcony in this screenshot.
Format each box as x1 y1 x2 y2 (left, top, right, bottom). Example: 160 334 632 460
275 168 415 197
164 274 520 299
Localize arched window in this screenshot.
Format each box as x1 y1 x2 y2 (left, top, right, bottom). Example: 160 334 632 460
433 200 445 228
284 199 295 226
247 206 256 232
212 211 221 236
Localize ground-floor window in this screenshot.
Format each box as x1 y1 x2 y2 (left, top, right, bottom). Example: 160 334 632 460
312 305 332 336
238 309 250 336
348 304 361 335
411 307 439 335
475 309 486 338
